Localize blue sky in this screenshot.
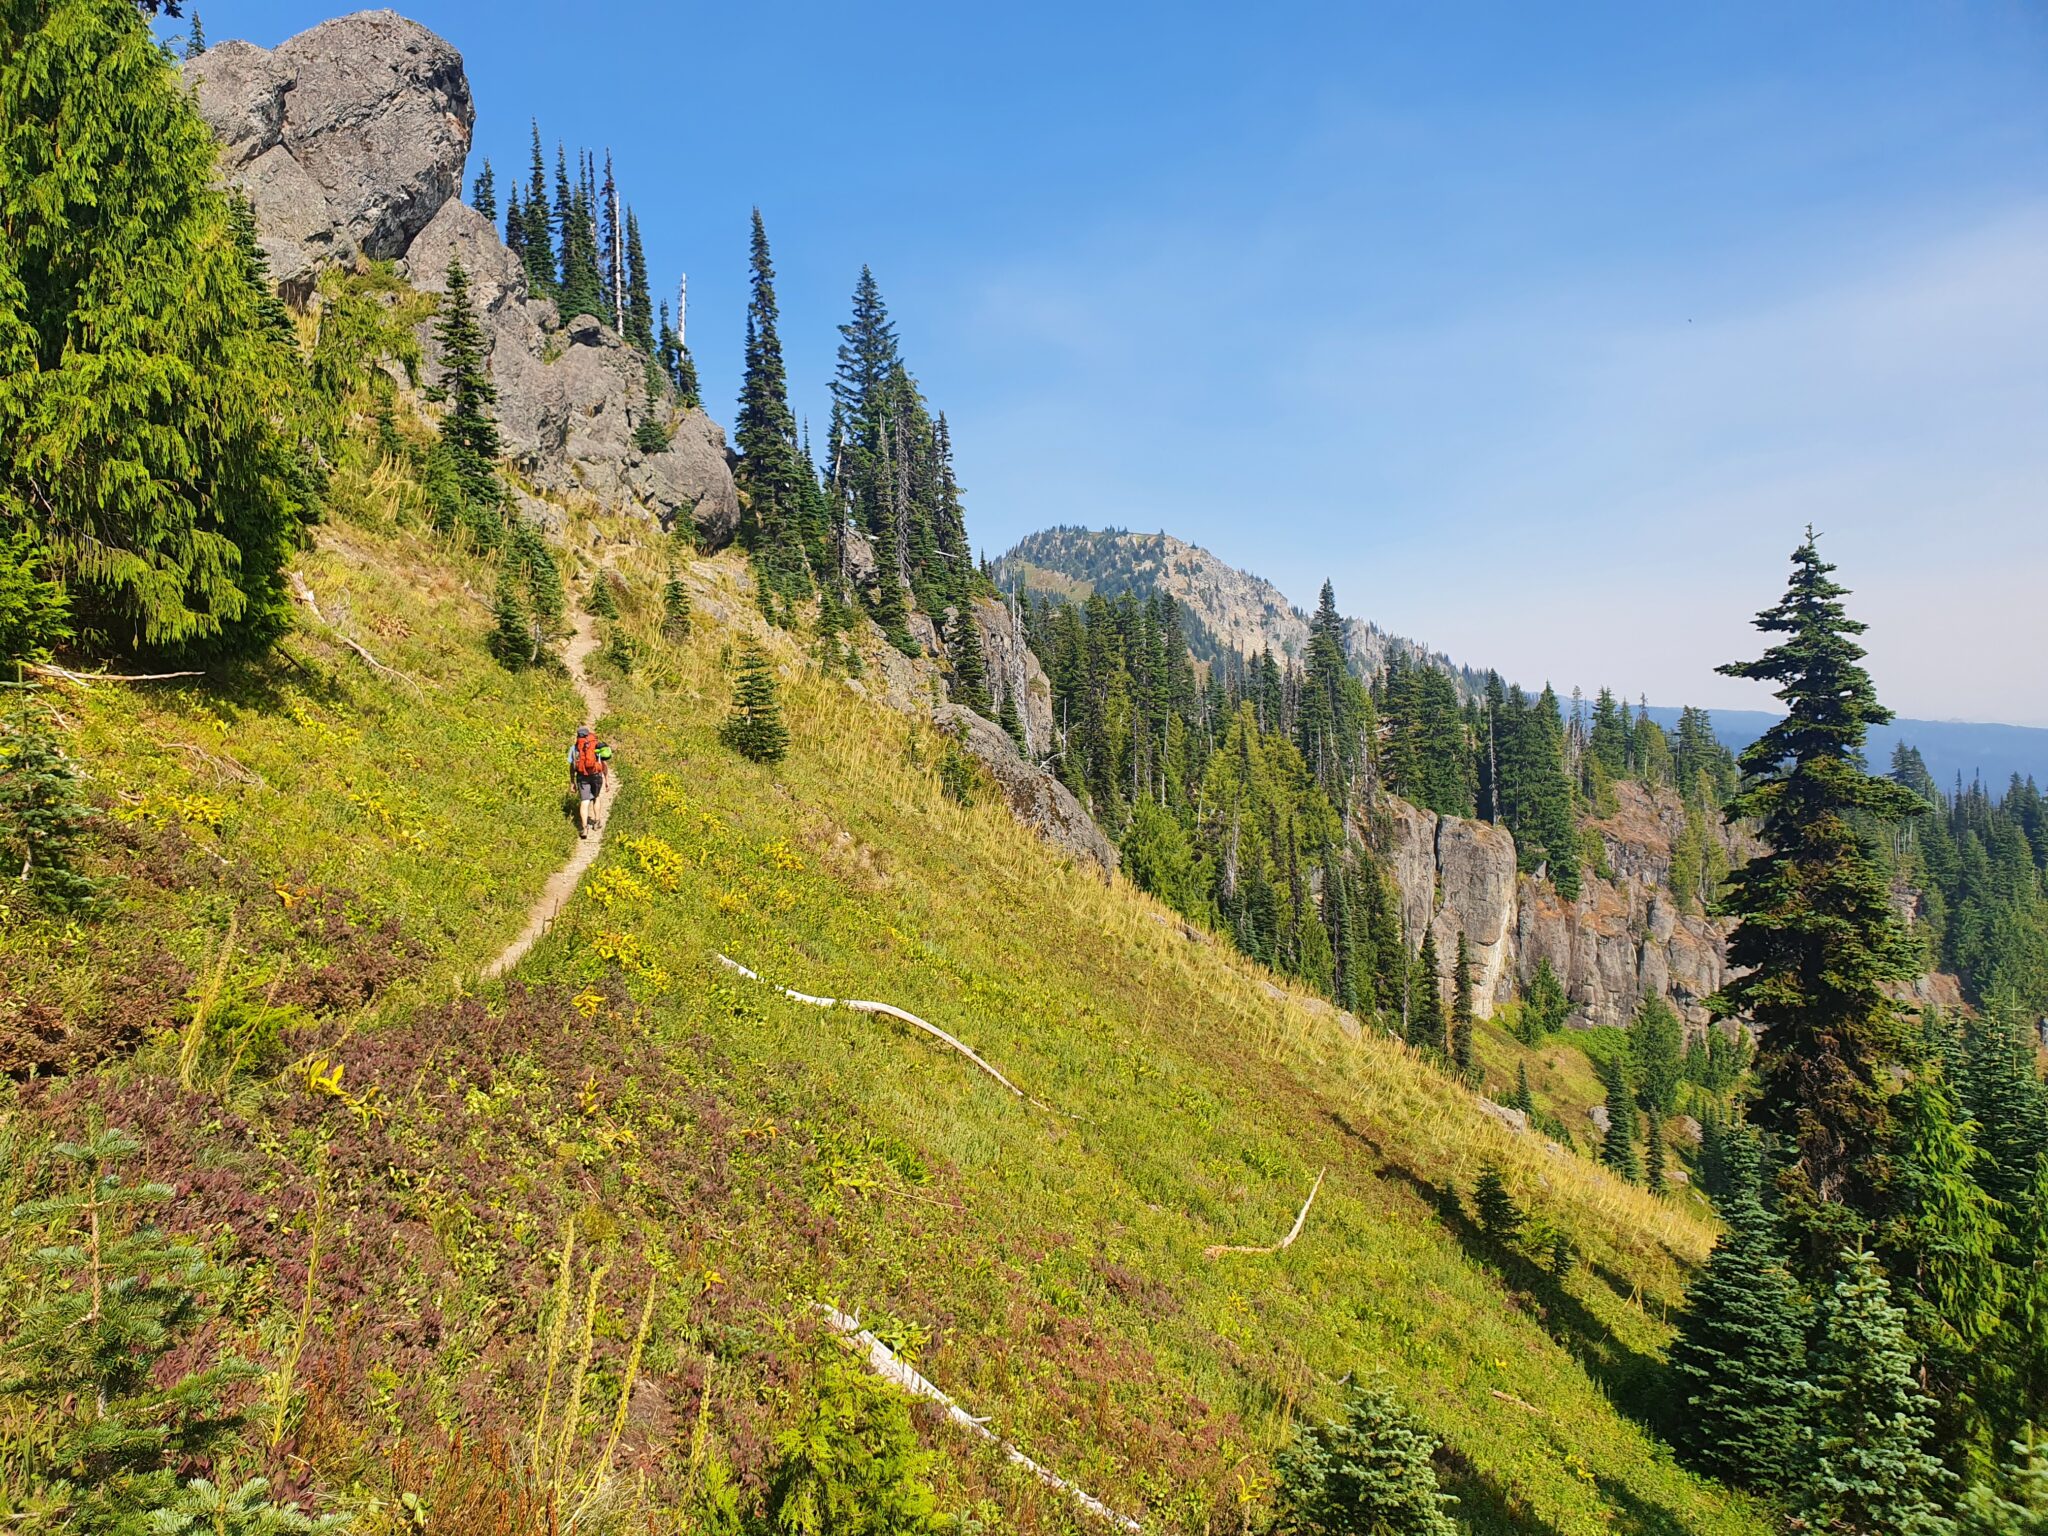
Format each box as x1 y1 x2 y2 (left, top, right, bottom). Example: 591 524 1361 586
189 2 2048 725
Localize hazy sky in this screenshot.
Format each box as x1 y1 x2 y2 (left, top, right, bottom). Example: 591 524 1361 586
188 2 2048 725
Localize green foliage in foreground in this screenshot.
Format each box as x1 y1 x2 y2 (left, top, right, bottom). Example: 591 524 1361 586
1272 1380 1459 1536
723 644 788 763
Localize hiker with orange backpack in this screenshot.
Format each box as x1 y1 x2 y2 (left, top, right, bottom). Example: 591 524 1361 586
568 726 612 838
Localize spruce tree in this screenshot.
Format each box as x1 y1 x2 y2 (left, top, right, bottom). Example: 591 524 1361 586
1712 531 1924 1245
661 566 692 639
734 211 810 601
490 565 530 669
1409 927 1446 1051
1519 956 1568 1042
1511 1060 1535 1116
0 707 99 909
1451 930 1476 1071
1598 1050 1642 1182
3 0 302 656
0 1129 259 1527
624 208 654 353
1799 1247 1954 1536
1473 1164 1524 1247
1271 1380 1458 1536
470 157 496 220
948 605 991 713
183 8 202 55
722 644 789 764
520 121 554 295
584 574 619 619
1668 1129 1809 1492
1957 1434 2048 1536
430 261 505 544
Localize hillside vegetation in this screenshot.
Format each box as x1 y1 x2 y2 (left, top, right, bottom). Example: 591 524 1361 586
7 490 1767 1534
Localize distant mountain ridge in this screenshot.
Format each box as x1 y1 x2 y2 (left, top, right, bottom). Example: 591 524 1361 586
1640 706 2048 797
993 527 1483 689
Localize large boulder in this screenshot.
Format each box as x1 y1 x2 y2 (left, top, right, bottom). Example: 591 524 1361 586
185 12 473 297
934 704 1116 876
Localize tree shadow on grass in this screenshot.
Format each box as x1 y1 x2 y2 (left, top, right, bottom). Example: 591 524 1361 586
1325 1110 1675 1442
1595 1473 1715 1536
1436 1447 1569 1536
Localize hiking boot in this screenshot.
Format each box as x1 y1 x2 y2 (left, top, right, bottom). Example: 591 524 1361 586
578 825 588 840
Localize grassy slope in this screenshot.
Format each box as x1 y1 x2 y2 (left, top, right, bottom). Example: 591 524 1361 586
5 503 1767 1534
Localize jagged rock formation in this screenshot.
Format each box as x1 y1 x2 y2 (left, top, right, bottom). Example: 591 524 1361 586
993 527 1471 686
1373 781 1745 1029
186 12 739 546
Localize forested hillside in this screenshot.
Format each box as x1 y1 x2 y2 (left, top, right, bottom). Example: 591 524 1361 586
2 4 2047 1534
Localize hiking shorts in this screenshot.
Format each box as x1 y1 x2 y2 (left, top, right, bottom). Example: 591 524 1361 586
575 771 605 802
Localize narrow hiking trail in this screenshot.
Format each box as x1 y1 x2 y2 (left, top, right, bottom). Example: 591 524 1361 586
483 607 612 980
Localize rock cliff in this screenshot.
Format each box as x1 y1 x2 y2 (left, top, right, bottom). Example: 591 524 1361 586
1372 781 1748 1030
186 11 739 546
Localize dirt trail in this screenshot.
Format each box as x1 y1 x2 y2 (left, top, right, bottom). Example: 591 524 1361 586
483 608 612 981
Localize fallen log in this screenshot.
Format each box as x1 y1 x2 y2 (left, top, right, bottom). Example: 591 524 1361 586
290 573 422 696
1204 1169 1326 1259
714 953 1062 1114
23 663 204 686
816 1304 1142 1534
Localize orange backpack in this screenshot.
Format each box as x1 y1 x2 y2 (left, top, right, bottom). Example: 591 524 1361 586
574 734 601 775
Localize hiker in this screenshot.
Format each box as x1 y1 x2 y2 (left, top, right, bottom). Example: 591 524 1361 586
568 726 610 838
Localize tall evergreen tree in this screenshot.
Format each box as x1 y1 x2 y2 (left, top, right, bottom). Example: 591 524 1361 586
599 150 622 331
1668 1131 1809 1492
948 604 990 713
1410 927 1446 1051
623 208 654 353
2 0 303 655
722 644 789 764
1450 930 1476 1072
1799 1247 1954 1536
1712 531 1926 1253
733 211 810 600
1598 1050 1642 1182
182 8 203 55
429 261 505 543
470 157 495 220
520 122 555 296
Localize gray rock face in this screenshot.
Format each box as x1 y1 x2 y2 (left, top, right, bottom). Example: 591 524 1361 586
185 12 472 297
934 704 1116 875
1431 815 1519 1017
190 13 742 548
966 595 1055 758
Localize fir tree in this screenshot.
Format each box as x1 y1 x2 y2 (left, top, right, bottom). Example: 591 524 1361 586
1668 1129 1809 1492
998 674 1025 748
520 122 555 295
1799 1247 1954 1536
507 522 562 649
182 8 202 55
1645 1114 1667 1194
1271 1380 1458 1536
599 150 622 330
430 261 505 544
1957 1434 2048 1536
948 605 991 713
733 211 810 600
1519 956 1568 1042
1712 530 1925 1246
0 1129 259 1527
3 0 302 655
490 565 530 669
584 574 619 619
0 707 99 909
470 156 496 220
1451 930 1476 1071
661 566 692 639
657 301 701 408
1598 1050 1642 1182
760 1353 943 1536
554 146 604 323
722 644 789 764
1511 1060 1535 1117
624 208 654 353
0 529 72 663
1473 1163 1524 1247
1409 927 1446 1051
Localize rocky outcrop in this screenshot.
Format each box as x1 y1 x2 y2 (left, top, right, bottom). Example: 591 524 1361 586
189 12 740 547
934 705 1116 876
186 13 472 299
968 595 1055 758
1373 780 1745 1030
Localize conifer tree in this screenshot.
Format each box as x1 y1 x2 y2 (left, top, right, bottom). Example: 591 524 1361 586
661 566 692 639
1598 1051 1642 1182
761 1354 943 1536
584 574 618 619
430 261 505 544
1272 1380 1458 1536
3 0 302 655
470 157 496 220
1449 931 1476 1071
554 146 605 323
722 644 789 764
733 211 810 600
998 674 1025 748
0 1129 260 1527
0 708 98 909
183 8 203 55
657 302 700 408
1645 1114 1667 1194
520 122 554 295
1519 956 1568 1042
1799 1247 1954 1536
1668 1131 1809 1492
0 529 71 664
599 150 622 330
1712 531 1924 1245
1957 1434 2048 1535
1473 1164 1524 1247
503 183 524 266
624 208 654 353
948 605 991 713
1409 927 1446 1051
507 522 562 651
490 565 530 669
1512 1061 1535 1116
